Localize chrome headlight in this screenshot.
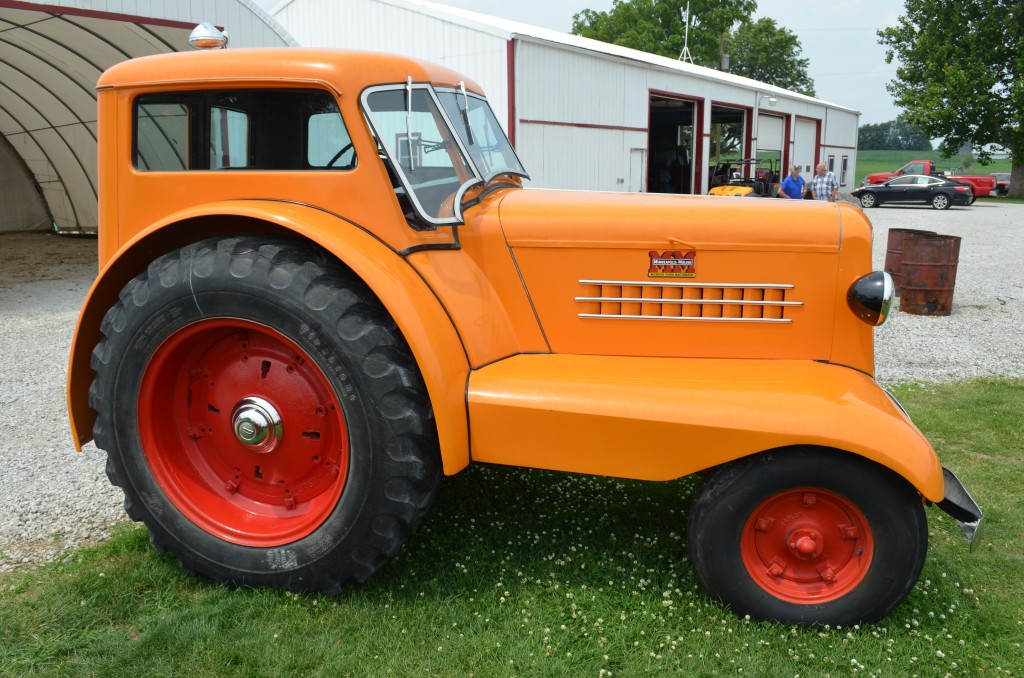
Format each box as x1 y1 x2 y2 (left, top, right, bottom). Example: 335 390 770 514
847 271 894 326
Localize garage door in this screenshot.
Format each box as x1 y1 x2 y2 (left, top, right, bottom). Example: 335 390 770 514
757 114 784 154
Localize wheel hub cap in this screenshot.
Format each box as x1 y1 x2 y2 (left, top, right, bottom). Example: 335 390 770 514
232 397 282 453
788 528 824 560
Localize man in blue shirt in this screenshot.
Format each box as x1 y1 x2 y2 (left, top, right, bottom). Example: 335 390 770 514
811 162 840 202
778 165 806 199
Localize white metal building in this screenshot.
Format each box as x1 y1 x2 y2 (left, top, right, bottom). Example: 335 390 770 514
272 0 860 195
0 0 294 234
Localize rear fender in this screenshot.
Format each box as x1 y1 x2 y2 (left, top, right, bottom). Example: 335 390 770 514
67 200 471 474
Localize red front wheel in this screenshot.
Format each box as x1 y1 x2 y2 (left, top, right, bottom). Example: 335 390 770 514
688 448 927 626
740 487 874 605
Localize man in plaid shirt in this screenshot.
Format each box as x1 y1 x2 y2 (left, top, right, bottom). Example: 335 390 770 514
810 163 839 202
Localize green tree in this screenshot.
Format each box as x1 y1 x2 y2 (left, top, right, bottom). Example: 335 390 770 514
572 0 756 65
858 118 932 151
572 3 816 97
725 18 815 96
878 0 1023 195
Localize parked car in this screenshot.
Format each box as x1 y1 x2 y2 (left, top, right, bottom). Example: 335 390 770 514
991 172 1010 196
852 174 973 210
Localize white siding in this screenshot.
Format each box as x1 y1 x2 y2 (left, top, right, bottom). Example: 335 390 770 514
275 0 511 128
793 118 818 178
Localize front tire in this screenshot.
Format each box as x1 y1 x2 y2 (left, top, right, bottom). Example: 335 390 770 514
858 192 877 208
90 236 441 593
687 448 927 626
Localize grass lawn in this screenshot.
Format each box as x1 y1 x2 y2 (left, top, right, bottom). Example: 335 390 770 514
2 378 1021 676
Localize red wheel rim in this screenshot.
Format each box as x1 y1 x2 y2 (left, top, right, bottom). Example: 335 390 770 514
741 487 874 604
138 319 348 547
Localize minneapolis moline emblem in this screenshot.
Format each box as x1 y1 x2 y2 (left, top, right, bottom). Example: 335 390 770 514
648 249 696 278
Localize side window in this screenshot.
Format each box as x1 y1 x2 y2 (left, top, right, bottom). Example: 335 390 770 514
889 176 914 186
134 89 355 172
904 162 925 175
210 106 248 169
136 102 190 170
307 111 355 169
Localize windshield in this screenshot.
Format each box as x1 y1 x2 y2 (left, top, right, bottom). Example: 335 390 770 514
363 85 475 226
362 82 526 227
436 88 527 181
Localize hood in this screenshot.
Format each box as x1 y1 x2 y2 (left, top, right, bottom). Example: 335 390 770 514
493 188 858 362
497 189 842 253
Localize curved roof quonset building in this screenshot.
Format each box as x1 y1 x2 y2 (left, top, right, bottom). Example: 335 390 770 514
0 0 293 234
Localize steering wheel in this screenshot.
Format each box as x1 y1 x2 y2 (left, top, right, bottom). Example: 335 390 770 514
326 142 355 168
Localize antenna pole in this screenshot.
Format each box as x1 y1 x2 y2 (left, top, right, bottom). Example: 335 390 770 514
678 2 694 63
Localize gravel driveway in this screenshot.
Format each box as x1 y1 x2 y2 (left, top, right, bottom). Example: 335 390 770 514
2 201 1022 572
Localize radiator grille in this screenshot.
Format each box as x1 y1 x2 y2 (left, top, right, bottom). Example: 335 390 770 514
576 280 801 322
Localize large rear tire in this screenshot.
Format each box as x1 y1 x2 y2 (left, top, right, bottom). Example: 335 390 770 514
687 448 927 626
90 236 441 593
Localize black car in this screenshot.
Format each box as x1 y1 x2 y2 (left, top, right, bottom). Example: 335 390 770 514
852 174 973 210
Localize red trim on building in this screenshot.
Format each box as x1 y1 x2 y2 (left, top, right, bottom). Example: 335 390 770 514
815 119 823 164
782 113 792 171
0 0 200 30
519 119 649 133
506 39 516 148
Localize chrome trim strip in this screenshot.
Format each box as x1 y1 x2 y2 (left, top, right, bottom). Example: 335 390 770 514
578 314 792 323
579 280 795 289
575 296 802 307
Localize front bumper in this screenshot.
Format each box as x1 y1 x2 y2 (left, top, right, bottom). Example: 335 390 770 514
936 467 984 551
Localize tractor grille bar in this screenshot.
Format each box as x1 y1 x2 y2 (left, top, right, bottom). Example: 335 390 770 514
576 280 801 322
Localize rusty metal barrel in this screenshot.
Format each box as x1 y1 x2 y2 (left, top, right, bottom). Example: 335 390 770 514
885 228 936 293
899 234 962 316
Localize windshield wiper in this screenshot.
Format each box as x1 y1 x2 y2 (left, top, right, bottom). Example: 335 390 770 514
405 76 415 171
459 81 476 147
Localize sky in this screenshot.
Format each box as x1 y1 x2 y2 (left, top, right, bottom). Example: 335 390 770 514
255 0 905 124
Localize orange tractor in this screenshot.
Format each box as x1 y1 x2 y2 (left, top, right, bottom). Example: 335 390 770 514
67 36 981 626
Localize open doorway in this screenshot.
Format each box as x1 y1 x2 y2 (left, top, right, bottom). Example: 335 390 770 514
708 105 746 191
648 95 695 194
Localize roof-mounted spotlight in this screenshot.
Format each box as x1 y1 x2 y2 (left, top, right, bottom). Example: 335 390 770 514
189 22 229 50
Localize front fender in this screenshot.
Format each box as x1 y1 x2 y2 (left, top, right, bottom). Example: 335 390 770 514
468 354 945 500
67 200 471 474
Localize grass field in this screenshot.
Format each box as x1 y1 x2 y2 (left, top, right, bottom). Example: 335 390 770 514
1 379 1021 676
855 150 1013 186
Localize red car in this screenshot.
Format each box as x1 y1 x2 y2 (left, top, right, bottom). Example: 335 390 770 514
991 172 1010 196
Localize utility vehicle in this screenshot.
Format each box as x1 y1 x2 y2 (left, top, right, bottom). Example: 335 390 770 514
68 34 982 626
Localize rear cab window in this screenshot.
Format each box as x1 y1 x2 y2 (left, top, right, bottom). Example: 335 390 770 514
133 89 356 172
